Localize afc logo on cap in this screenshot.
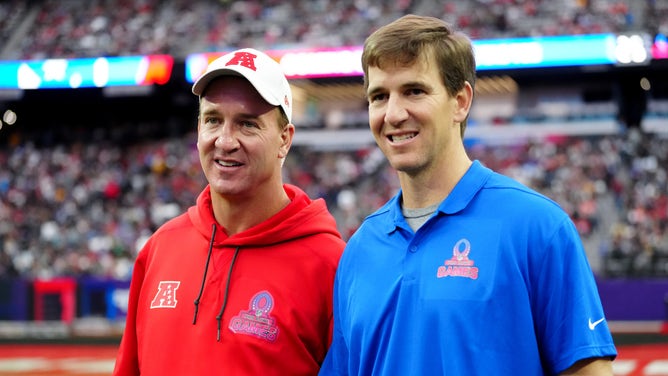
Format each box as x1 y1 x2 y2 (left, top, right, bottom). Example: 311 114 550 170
225 51 258 72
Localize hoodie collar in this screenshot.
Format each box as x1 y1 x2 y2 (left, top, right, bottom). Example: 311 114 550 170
188 184 341 246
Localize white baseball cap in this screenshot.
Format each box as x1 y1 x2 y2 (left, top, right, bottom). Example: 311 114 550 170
192 48 292 123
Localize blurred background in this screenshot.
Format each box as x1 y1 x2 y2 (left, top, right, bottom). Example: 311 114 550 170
0 0 667 375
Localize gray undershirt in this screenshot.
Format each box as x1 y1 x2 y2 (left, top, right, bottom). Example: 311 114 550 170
402 203 439 232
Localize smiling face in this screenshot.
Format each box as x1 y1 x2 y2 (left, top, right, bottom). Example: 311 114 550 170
366 52 472 179
197 76 293 201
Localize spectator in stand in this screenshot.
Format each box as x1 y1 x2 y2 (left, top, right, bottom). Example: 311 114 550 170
7 0 655 60
320 14 617 375
113 48 345 375
2 129 668 280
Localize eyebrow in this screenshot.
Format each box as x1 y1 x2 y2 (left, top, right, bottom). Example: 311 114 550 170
367 80 429 97
198 107 219 119
366 85 384 98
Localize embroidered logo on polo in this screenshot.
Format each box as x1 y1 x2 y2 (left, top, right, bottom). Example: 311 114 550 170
225 51 258 71
150 281 180 308
437 238 479 280
229 290 279 342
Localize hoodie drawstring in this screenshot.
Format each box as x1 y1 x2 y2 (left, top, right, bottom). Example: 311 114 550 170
192 224 216 325
216 246 240 341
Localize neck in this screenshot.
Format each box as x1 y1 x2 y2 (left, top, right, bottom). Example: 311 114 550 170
399 153 472 209
211 184 290 236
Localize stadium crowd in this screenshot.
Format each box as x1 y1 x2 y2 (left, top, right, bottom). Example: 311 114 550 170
0 124 667 280
0 0 667 283
0 0 666 60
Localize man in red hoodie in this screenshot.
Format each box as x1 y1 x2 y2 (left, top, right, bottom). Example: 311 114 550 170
113 48 345 376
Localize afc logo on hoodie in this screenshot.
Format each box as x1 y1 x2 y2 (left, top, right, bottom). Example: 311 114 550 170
150 281 181 308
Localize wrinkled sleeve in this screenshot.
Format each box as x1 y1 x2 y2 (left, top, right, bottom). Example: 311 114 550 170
112 247 148 376
533 218 617 373
319 269 348 376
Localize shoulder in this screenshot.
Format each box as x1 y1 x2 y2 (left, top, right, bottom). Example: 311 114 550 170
482 169 568 219
363 192 399 222
152 211 192 235
299 231 346 267
139 211 199 252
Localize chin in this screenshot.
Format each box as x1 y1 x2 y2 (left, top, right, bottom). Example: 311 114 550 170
210 183 243 196
388 155 415 169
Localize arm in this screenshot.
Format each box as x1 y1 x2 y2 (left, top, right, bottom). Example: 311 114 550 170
112 247 148 376
532 218 617 374
559 357 614 375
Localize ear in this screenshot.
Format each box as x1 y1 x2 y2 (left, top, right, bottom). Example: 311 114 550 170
453 81 474 123
278 123 295 159
196 117 202 150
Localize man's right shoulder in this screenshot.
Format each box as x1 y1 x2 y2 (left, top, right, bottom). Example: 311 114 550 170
152 211 192 235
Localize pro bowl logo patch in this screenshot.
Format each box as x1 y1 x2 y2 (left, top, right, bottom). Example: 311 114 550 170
229 290 279 342
437 238 479 279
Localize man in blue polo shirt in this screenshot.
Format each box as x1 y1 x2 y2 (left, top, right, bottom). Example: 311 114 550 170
319 14 617 376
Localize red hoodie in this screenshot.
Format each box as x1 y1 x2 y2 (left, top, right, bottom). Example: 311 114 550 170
113 184 345 375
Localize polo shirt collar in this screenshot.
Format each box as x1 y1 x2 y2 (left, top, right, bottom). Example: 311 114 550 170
386 160 492 232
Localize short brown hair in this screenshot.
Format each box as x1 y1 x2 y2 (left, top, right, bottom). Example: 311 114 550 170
361 14 476 136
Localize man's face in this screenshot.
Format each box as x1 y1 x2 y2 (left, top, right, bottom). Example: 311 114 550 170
197 76 291 200
366 55 469 177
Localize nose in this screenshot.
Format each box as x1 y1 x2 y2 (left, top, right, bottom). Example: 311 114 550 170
384 94 408 126
214 125 240 151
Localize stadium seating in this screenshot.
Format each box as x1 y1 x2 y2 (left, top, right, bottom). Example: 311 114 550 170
0 0 666 326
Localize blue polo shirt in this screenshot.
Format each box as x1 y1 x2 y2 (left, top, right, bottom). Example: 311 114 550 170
321 160 616 375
